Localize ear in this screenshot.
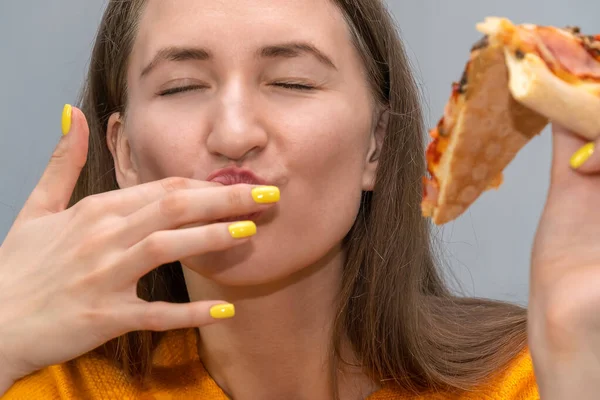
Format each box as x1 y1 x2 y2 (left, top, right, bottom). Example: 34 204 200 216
106 112 140 189
362 109 389 191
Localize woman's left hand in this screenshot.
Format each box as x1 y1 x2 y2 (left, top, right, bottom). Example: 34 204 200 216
529 123 600 399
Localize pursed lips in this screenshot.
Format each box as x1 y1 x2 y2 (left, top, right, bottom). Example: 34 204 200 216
207 167 273 223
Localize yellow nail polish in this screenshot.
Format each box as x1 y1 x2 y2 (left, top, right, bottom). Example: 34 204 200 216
62 104 72 136
570 142 595 169
251 186 280 204
228 221 257 238
210 304 235 319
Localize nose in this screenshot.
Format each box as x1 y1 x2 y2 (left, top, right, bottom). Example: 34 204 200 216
206 81 268 162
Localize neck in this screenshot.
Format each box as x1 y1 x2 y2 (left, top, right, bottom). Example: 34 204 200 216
182 247 379 400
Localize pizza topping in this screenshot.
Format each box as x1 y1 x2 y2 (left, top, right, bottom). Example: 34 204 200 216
565 26 581 34
515 49 525 59
456 70 468 94
424 53 472 197
535 26 600 80
507 26 540 55
422 177 439 210
423 121 446 206
426 123 446 173
562 26 600 60
471 35 490 51
437 123 446 137
581 35 600 59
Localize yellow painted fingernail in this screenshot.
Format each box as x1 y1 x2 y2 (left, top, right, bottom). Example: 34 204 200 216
210 304 235 319
251 186 280 203
570 142 595 169
62 104 72 135
228 221 257 238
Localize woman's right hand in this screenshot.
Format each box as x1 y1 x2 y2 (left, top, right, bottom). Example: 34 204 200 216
0 105 278 390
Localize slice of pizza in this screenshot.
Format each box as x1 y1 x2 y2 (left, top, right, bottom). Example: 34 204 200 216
421 27 549 225
422 17 600 225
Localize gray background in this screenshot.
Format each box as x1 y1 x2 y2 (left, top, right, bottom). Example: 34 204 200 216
1 1 597 305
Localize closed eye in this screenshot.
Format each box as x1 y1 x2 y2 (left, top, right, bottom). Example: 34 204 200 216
158 85 207 96
272 82 316 91
159 82 316 96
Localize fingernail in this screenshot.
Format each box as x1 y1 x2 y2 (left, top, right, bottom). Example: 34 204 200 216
210 304 235 319
251 186 280 204
62 104 72 136
228 221 257 238
570 142 595 169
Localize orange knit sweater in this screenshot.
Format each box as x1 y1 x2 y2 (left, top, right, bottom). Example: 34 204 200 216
3 329 539 399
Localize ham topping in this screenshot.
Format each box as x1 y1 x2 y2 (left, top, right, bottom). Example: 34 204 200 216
535 26 600 80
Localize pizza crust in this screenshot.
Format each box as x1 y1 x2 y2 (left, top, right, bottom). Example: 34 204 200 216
431 42 548 225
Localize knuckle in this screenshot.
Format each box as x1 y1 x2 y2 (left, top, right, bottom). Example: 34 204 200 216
50 142 69 162
74 195 104 218
80 296 110 317
539 303 578 350
184 305 204 326
161 176 191 193
200 203 214 218
80 306 106 326
69 271 103 295
158 192 188 219
227 187 246 208
76 221 118 258
534 278 586 349
541 297 567 328
143 232 169 261
76 237 100 259
80 305 122 338
139 305 165 331
543 292 579 330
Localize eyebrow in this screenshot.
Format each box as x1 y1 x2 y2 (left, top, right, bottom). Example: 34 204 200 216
140 41 337 78
258 42 337 70
141 47 212 78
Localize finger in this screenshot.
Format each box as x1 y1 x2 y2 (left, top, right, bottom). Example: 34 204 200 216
122 220 257 281
17 105 89 222
122 184 279 245
126 300 236 332
569 141 600 174
83 176 222 218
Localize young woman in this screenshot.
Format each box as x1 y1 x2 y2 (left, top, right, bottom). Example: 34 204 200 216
1 0 599 399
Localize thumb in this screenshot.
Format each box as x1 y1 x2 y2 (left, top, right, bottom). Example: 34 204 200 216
17 104 90 222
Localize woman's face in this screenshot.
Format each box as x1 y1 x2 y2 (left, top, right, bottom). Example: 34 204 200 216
109 0 385 286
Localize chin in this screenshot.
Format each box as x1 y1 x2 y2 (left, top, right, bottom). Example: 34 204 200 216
180 203 358 288
181 232 345 288
181 240 301 287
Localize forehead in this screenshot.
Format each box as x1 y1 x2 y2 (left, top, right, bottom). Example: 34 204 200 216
134 0 352 57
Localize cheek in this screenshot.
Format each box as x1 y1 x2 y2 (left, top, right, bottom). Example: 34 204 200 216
279 99 371 244
125 107 206 182
283 98 371 199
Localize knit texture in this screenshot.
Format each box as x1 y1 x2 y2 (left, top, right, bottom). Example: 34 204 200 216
3 329 539 399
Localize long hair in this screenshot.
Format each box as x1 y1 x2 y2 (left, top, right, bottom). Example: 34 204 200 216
70 0 528 397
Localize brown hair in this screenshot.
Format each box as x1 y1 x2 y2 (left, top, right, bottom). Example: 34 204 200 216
71 0 528 397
